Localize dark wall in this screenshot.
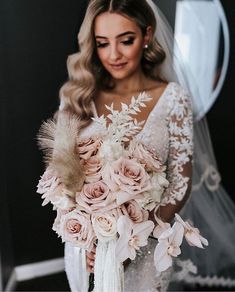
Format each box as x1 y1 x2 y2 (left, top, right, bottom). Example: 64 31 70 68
0 0 234 289
0 0 88 281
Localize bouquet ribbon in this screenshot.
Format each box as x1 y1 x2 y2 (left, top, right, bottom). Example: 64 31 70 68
94 238 124 292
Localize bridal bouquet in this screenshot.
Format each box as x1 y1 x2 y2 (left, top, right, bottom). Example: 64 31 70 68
36 92 208 290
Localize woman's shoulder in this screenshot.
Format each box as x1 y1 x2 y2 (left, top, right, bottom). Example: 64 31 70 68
167 81 191 97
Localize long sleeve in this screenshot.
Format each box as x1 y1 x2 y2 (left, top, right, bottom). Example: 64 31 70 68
161 86 193 206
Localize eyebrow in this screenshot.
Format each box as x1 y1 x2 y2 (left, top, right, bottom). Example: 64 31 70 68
95 31 136 39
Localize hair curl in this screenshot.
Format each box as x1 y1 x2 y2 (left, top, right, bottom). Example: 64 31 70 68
59 0 166 128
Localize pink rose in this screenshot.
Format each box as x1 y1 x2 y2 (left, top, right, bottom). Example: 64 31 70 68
76 181 117 213
77 137 101 160
52 209 71 235
37 167 60 197
102 158 152 205
37 167 76 209
81 156 103 183
125 200 149 223
58 209 95 251
129 140 165 172
92 213 117 242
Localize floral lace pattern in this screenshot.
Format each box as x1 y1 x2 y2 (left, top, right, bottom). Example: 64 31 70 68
161 83 193 205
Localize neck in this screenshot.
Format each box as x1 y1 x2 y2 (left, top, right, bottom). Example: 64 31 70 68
112 68 149 95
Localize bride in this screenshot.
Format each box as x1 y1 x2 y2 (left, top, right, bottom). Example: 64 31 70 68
38 0 235 291
61 1 192 290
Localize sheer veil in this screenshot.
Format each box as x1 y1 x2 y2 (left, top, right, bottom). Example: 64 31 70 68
147 0 235 287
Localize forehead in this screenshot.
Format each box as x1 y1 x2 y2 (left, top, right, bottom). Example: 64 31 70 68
94 12 141 37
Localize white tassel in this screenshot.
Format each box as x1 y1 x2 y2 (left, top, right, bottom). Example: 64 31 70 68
94 239 124 292
64 243 89 292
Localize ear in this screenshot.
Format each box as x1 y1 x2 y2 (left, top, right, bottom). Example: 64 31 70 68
144 25 153 46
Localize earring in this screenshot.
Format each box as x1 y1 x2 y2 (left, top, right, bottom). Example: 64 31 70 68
144 44 148 49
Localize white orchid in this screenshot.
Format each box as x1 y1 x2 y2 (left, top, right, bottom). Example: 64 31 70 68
153 216 171 239
116 215 154 262
154 222 184 272
175 213 208 248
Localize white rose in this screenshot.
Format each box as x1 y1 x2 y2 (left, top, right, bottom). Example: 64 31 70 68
49 187 76 210
150 173 169 203
99 140 124 160
92 214 117 242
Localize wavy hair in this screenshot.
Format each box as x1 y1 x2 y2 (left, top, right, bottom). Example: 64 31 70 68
59 0 166 128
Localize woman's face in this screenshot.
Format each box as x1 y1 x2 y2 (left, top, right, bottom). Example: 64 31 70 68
94 12 151 81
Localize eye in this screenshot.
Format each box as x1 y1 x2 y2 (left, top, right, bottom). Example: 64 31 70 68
121 37 135 46
96 42 109 48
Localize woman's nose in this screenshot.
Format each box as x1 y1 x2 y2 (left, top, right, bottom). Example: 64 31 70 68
109 44 121 61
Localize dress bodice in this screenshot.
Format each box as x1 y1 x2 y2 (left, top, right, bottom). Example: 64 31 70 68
79 82 171 163
78 82 193 205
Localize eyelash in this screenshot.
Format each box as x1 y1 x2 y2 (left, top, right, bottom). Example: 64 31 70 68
96 38 135 48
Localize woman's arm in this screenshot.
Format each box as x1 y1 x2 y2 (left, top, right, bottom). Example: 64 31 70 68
149 160 192 223
150 85 194 224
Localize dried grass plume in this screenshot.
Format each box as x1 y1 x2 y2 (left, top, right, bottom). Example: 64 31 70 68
37 111 85 192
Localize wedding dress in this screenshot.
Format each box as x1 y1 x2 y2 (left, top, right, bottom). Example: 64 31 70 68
36 0 235 289
64 81 194 292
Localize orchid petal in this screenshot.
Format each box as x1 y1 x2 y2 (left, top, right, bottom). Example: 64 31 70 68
158 227 174 241
174 213 187 228
154 242 172 272
117 215 133 236
170 246 181 257
129 246 137 260
154 240 168 263
116 236 131 262
170 222 184 246
153 219 171 239
200 235 209 246
132 220 154 240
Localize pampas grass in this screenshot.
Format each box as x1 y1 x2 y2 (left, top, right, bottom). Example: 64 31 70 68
37 110 85 192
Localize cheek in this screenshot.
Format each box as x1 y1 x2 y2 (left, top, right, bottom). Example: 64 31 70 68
97 49 108 65
125 44 144 61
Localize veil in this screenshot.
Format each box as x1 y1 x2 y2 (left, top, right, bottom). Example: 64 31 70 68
147 0 235 288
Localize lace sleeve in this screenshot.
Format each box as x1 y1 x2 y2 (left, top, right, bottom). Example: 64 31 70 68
161 86 193 206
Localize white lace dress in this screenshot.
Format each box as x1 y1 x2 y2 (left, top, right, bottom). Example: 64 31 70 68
64 82 193 292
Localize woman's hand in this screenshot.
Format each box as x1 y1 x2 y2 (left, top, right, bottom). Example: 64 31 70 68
86 244 96 273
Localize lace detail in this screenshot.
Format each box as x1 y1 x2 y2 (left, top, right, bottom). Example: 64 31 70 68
173 259 235 288
161 84 193 205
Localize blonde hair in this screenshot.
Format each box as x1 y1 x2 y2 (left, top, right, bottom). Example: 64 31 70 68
59 0 166 128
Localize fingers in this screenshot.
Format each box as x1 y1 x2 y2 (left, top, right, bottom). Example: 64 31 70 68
86 245 96 273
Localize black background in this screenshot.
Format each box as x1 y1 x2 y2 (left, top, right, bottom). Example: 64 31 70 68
0 0 234 289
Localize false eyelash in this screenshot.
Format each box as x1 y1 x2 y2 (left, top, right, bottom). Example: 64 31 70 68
96 42 108 48
96 37 135 48
121 38 135 45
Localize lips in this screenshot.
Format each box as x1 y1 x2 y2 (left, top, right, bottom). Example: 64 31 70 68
110 62 127 69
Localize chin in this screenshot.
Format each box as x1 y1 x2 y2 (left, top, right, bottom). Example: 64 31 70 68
108 68 137 81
